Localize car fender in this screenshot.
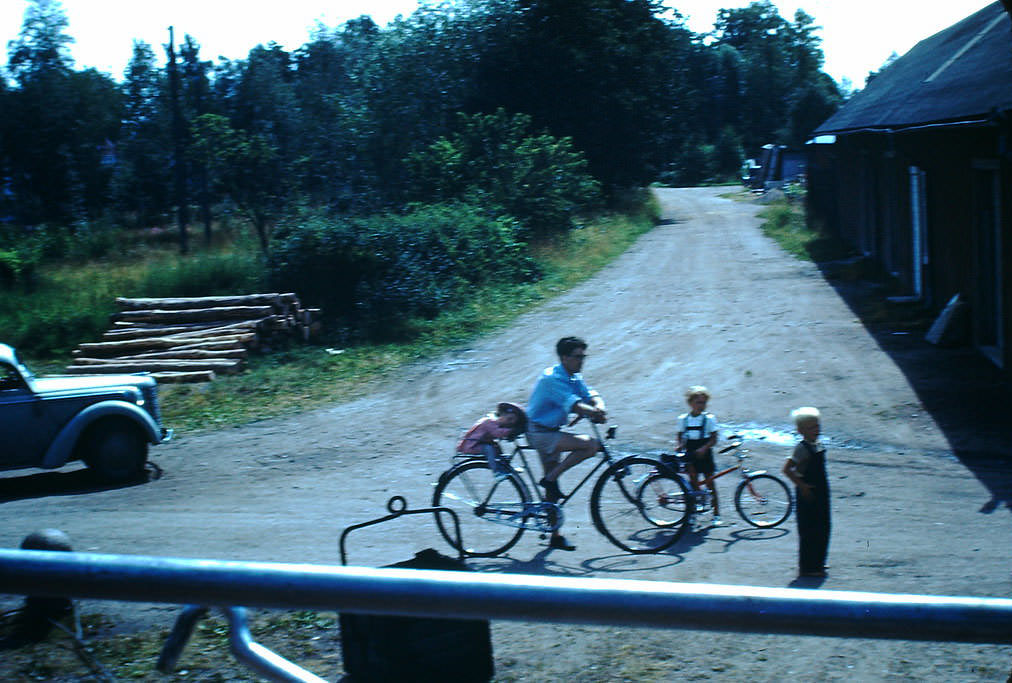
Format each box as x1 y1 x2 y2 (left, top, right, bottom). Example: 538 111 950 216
43 400 162 469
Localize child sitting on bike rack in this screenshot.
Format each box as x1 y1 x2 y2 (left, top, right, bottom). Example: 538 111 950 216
675 386 721 525
456 402 527 473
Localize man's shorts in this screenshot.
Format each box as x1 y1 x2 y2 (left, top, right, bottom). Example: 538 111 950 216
526 424 563 457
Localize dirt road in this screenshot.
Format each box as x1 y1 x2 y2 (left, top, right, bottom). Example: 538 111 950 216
2 187 1010 680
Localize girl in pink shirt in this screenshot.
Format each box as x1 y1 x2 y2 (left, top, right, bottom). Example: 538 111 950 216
457 402 526 472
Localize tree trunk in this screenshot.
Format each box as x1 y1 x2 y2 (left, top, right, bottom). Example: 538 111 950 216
166 26 189 254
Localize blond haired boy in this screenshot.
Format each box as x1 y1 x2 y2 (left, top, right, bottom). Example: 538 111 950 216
782 407 831 578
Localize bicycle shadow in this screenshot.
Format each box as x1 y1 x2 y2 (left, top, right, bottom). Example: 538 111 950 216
466 542 686 578
673 520 788 555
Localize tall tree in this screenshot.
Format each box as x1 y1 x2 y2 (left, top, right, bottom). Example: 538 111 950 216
5 0 76 224
6 0 73 85
180 35 215 242
473 0 682 190
190 113 284 254
5 0 119 225
292 18 382 211
114 40 171 227
712 1 839 153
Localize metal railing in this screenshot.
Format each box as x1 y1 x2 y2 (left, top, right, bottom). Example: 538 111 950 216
3 548 1011 680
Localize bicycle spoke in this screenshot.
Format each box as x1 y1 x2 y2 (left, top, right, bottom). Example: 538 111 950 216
433 461 529 557
591 457 690 554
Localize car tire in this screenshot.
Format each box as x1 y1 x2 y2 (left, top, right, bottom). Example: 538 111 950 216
83 420 148 482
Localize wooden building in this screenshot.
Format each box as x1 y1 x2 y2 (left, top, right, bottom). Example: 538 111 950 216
807 2 1012 369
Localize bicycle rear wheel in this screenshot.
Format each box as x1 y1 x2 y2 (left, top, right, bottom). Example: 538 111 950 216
432 460 530 557
734 473 793 528
590 457 690 554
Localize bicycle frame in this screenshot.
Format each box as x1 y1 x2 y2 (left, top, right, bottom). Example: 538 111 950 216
504 421 618 509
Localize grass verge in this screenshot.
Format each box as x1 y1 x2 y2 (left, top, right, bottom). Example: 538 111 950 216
756 194 852 263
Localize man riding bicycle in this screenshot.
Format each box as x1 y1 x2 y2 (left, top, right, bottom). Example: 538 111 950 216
526 336 607 551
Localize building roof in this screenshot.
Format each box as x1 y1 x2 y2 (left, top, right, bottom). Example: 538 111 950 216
815 2 1012 135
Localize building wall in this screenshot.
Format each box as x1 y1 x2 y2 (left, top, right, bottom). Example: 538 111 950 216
808 121 1011 370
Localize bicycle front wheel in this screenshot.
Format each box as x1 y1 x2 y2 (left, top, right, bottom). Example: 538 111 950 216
735 473 793 528
590 457 690 554
432 460 530 557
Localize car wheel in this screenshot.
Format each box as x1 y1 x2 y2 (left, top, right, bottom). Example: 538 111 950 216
83 421 148 482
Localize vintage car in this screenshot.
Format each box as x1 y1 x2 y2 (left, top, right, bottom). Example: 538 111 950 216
0 343 172 481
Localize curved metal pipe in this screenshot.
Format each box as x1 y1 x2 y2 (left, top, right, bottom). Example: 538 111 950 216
2 549 1011 644
223 607 328 683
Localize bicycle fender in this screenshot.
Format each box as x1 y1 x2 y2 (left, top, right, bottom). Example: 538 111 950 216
746 469 769 477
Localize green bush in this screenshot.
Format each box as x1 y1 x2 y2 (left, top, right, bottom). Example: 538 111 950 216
404 110 600 238
138 250 266 298
269 201 538 340
0 247 35 288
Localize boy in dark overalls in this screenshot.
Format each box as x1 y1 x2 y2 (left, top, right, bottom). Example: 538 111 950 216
783 407 831 578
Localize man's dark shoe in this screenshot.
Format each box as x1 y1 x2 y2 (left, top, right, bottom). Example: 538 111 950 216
548 535 576 551
539 477 563 503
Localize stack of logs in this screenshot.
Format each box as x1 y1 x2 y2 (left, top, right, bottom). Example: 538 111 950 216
66 293 321 383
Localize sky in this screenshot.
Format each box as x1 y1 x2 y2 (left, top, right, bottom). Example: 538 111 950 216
0 0 998 88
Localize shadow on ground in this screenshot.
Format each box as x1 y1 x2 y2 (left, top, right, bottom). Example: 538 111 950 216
815 256 1012 517
0 462 160 504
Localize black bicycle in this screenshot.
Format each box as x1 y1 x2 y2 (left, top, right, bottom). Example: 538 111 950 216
432 421 692 556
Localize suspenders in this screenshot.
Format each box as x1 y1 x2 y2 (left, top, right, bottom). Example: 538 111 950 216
683 413 710 440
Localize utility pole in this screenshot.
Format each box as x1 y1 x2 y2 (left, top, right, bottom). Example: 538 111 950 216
166 26 189 254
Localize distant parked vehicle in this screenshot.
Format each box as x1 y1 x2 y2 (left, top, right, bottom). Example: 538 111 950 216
0 343 172 481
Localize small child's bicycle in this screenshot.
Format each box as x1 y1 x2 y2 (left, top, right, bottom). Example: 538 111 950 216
650 435 793 528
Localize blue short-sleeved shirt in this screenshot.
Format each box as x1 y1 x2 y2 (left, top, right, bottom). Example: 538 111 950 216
526 363 594 429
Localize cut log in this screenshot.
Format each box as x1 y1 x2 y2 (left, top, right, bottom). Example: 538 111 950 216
150 370 216 383
119 348 248 361
169 339 248 352
162 325 262 341
114 306 275 324
111 320 228 330
76 333 255 356
66 359 242 374
103 323 243 341
116 294 286 310
72 356 244 368
74 349 247 362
